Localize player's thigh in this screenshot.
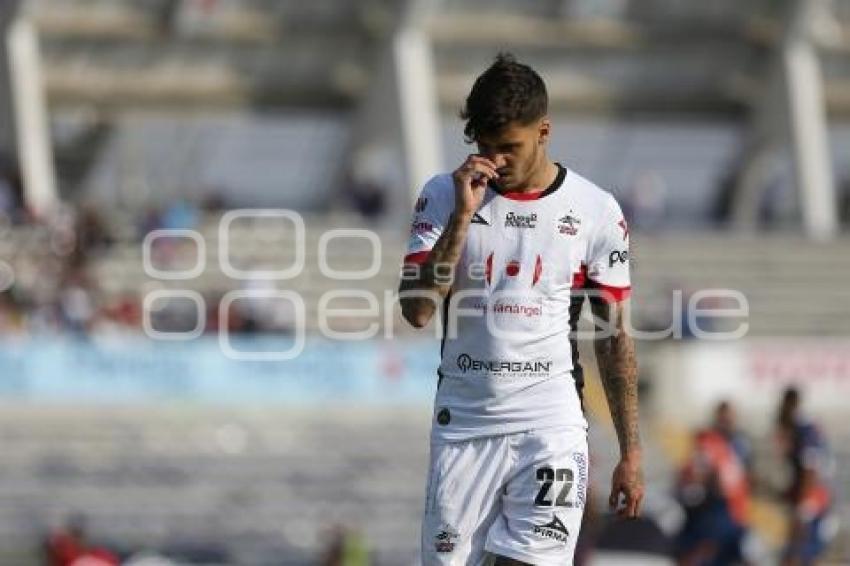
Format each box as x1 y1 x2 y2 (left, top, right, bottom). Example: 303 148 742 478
421 437 511 566
486 428 589 565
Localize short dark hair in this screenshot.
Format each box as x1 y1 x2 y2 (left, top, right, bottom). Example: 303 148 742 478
460 53 548 143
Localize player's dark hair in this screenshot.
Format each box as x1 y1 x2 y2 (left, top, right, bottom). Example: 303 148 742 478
460 53 548 143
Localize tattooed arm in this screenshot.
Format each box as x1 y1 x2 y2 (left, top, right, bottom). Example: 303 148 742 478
399 211 473 327
591 298 644 517
399 155 499 328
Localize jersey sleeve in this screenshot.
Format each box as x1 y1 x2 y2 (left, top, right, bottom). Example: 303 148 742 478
585 194 631 303
404 175 452 265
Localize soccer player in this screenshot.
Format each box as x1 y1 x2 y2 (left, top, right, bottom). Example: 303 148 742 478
398 53 643 565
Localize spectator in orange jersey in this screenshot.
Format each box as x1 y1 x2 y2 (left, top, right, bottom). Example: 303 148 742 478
675 401 751 566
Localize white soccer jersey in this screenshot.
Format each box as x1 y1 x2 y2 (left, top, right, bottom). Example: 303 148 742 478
405 164 631 442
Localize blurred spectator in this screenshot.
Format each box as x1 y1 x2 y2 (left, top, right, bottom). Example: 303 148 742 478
0 290 25 334
0 168 17 219
200 192 226 212
774 387 836 566
346 146 389 222
713 161 737 227
45 515 119 566
74 204 113 256
137 199 200 237
348 179 387 222
234 279 296 334
139 205 164 238
757 177 784 230
674 401 751 566
57 264 96 335
93 294 142 336
0 152 23 219
159 199 199 231
715 402 753 477
839 174 850 229
321 525 371 566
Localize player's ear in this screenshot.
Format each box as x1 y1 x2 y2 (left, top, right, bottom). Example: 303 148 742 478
538 118 551 145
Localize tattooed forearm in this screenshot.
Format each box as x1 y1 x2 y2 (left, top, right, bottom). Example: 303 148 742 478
592 300 641 457
399 212 472 327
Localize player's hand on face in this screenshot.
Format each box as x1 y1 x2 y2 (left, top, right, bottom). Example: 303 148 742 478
452 155 498 217
609 455 644 519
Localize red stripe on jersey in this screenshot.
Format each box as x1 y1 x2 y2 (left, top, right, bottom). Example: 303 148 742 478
588 280 631 303
571 264 587 289
499 190 545 201
485 252 494 284
403 251 430 265
571 263 630 303
533 255 543 286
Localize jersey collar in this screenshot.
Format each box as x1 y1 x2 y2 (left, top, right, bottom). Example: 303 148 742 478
492 163 566 201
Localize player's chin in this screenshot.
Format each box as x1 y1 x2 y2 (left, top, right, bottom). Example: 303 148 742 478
493 176 513 191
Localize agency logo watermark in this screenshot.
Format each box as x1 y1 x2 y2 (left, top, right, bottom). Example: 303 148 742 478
142 209 750 361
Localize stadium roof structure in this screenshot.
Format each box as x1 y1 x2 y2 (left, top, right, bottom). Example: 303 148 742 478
22 0 850 117
2 0 844 237
30 0 399 109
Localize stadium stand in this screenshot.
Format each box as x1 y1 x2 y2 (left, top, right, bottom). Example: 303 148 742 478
73 215 850 336
0 406 432 564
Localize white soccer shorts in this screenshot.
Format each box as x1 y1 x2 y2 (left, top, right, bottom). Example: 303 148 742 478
421 426 589 566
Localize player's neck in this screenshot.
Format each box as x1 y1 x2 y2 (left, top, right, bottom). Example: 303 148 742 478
517 159 558 194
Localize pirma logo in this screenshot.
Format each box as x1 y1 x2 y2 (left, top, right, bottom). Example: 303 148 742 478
532 515 569 544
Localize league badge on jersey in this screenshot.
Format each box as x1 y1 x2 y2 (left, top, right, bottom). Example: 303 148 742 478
410 219 433 236
557 212 581 236
434 525 460 553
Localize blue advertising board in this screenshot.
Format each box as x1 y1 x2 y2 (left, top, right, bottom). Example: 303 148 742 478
0 337 440 404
